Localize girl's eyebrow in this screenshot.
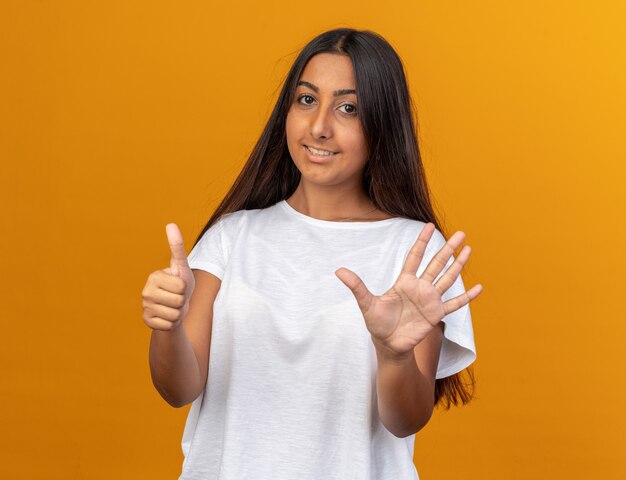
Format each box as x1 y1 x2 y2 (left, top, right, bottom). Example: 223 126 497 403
297 80 356 97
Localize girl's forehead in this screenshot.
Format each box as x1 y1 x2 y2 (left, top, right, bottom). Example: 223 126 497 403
298 54 356 88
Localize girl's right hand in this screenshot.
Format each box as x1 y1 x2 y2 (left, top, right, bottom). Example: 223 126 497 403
142 223 196 331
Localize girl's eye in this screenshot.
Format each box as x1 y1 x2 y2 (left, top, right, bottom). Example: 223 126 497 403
298 94 315 105
296 94 357 116
339 103 357 115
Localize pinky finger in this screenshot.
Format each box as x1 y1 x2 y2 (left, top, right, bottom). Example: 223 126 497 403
442 284 484 316
145 316 180 331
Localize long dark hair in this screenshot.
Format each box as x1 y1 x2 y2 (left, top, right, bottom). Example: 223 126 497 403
193 28 475 409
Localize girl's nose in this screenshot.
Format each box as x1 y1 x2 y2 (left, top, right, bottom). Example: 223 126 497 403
310 106 333 140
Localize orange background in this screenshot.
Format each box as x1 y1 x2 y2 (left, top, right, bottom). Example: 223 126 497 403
1 1 625 478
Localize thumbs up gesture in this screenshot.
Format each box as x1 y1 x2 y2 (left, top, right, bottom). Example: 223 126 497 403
142 223 196 331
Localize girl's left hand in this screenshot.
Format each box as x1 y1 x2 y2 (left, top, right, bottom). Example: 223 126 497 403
335 223 483 357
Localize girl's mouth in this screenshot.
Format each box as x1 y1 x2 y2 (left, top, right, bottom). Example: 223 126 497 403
305 145 338 157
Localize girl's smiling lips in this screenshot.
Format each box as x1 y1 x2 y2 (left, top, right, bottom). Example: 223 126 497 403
303 144 339 162
304 145 339 157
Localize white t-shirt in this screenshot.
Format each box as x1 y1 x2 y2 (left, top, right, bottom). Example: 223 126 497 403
179 199 477 480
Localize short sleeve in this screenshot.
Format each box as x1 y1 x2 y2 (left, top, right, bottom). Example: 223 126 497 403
187 218 228 280
417 228 477 379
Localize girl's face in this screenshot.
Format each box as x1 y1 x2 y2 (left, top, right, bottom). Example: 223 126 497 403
285 53 368 190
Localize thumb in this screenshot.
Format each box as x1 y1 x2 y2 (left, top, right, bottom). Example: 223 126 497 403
335 267 374 315
166 223 189 277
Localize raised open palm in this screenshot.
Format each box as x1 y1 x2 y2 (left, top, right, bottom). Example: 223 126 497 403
335 223 483 356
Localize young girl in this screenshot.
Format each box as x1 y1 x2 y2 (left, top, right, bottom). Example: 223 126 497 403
142 28 483 480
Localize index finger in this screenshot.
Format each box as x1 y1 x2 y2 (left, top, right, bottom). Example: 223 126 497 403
401 223 436 276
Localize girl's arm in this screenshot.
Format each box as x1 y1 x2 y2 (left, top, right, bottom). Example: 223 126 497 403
336 224 480 437
373 322 444 438
149 270 221 408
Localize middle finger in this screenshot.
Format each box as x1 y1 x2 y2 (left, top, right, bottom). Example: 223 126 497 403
420 231 466 283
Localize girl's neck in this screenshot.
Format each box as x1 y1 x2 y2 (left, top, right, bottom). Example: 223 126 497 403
285 185 392 222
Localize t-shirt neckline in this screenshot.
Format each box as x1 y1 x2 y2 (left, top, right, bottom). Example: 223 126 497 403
278 199 402 229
